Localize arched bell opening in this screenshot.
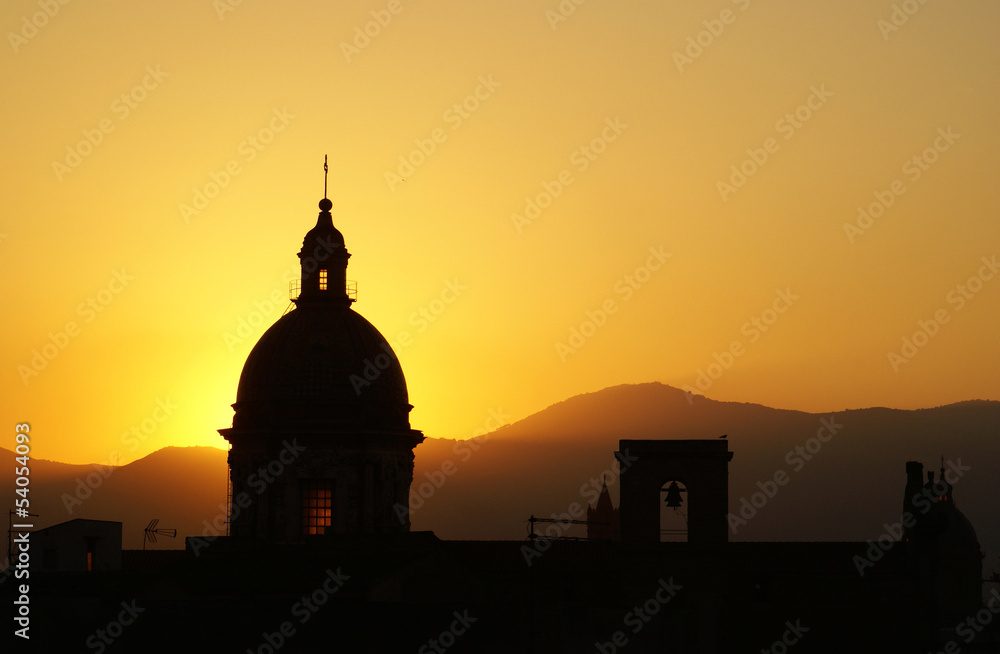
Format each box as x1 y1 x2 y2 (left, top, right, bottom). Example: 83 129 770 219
659 479 688 542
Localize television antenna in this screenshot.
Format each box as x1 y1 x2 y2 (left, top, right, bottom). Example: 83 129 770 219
142 519 177 550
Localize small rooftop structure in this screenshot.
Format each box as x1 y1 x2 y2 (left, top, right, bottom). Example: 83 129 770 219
31 519 122 573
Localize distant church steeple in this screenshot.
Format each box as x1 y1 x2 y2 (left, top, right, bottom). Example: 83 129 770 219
587 476 620 541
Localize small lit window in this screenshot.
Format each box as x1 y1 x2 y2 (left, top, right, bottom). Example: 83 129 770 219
302 480 333 536
86 537 97 571
319 269 328 291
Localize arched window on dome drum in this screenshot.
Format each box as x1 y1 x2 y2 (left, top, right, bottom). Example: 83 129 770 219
319 269 328 291
301 480 333 536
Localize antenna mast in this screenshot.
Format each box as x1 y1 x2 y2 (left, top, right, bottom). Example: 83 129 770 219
142 519 177 550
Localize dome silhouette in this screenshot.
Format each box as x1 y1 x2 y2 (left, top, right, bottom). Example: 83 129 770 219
232 302 411 431
220 168 423 540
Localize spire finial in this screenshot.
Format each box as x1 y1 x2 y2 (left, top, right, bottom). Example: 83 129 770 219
319 155 333 212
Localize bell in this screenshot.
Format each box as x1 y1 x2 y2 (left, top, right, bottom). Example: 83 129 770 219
664 481 684 508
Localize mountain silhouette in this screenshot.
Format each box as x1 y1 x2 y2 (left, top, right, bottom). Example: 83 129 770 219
0 446 227 552
3 383 997 574
408 384 998 565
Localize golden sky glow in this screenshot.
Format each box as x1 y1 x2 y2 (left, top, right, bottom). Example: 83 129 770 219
2 0 999 464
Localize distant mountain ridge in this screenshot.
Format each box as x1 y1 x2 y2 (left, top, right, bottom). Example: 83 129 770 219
0 446 228 553
2 383 997 574
414 384 997 550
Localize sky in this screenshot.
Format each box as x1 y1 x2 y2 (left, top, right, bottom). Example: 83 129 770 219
2 0 999 465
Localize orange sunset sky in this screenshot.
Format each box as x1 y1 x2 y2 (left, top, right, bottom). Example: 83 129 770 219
2 1 998 465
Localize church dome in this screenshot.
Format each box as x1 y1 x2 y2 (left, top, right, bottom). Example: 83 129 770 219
936 504 982 556
228 192 413 433
232 303 411 430
220 176 423 540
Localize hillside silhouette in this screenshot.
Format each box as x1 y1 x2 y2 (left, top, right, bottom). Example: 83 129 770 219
1 446 227 551
410 384 998 566
4 383 997 571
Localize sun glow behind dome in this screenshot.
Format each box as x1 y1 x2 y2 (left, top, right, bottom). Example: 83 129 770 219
2 1 999 465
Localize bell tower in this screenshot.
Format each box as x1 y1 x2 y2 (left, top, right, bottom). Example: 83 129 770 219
618 439 732 546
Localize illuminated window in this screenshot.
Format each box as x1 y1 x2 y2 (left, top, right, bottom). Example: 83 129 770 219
301 480 333 536
319 269 328 291
86 537 97 571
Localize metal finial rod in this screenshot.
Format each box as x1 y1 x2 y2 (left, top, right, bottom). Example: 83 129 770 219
323 155 328 199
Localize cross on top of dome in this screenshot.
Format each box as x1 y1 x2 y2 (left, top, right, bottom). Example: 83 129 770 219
320 155 333 212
